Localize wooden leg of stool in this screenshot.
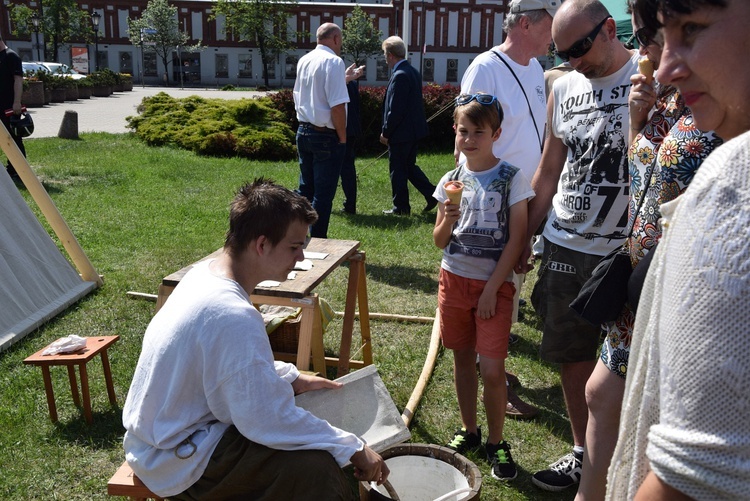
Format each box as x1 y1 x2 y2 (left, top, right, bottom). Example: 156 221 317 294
67 365 81 407
78 363 93 424
100 350 117 406
310 297 327 376
357 256 373 367
338 256 362 377
40 366 58 423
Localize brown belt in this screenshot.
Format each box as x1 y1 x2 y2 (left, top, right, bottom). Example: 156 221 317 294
299 122 335 133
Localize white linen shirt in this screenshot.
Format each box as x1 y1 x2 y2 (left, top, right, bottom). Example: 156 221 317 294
122 260 363 497
293 44 349 129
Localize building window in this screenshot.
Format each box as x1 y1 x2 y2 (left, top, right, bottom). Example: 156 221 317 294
120 52 133 74
144 52 157 77
376 57 389 81
263 62 276 81
18 48 33 62
96 51 108 71
446 58 458 82
285 55 298 79
174 52 201 84
216 54 228 78
238 53 253 78
422 58 434 82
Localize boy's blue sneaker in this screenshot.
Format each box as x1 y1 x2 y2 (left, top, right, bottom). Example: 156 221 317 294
486 440 517 481
446 427 481 455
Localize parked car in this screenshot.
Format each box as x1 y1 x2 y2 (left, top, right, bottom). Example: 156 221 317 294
22 61 86 80
41 62 86 80
22 62 48 75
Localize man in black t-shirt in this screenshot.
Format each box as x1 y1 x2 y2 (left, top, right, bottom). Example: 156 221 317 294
0 36 25 180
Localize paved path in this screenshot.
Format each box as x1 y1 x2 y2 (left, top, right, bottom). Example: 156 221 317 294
27 87 268 138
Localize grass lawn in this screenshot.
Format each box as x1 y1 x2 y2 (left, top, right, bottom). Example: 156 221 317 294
1 133 576 500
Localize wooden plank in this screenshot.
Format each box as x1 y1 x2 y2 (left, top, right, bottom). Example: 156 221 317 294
160 239 359 299
107 461 163 499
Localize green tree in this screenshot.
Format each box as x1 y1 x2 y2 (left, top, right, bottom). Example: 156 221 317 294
127 0 202 84
341 5 383 66
212 0 304 89
9 1 92 62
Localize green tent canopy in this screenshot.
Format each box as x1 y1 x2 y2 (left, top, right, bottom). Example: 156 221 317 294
601 0 634 45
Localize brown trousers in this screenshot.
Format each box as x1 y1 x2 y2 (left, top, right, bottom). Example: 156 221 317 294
171 426 354 500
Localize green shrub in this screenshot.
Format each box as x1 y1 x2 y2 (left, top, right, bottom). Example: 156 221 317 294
422 83 460 151
221 84 236 91
87 68 117 87
267 89 297 130
127 92 297 160
76 77 94 88
46 74 75 90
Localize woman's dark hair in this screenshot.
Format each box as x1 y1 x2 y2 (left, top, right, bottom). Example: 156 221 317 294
634 0 727 32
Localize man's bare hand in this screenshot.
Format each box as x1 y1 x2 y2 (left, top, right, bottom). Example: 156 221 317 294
351 446 389 485
379 133 389 146
291 373 342 395
515 243 534 274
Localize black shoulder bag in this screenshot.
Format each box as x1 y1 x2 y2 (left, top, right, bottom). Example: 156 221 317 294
569 164 655 325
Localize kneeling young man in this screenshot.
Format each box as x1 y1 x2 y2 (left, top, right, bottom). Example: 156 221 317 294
122 179 387 500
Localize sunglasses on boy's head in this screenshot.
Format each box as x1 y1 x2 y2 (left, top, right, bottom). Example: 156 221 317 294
456 93 498 106
555 16 611 62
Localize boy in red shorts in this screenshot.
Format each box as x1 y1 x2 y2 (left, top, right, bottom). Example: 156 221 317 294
433 93 534 481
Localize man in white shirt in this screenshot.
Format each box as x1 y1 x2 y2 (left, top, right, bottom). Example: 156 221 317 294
293 23 350 238
123 179 388 499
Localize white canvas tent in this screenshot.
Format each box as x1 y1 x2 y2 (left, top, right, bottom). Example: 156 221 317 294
0 123 101 352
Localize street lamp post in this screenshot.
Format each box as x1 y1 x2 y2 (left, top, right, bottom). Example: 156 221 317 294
91 11 101 72
31 12 41 61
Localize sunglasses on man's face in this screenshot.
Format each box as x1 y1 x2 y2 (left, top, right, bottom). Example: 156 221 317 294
635 26 659 47
555 16 611 62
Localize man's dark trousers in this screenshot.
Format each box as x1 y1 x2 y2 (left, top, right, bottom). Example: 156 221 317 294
388 140 433 213
296 125 345 238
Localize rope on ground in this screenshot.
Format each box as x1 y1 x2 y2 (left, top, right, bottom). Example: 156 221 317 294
358 98 456 174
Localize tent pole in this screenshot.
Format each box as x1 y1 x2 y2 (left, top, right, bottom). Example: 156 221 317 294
0 123 103 287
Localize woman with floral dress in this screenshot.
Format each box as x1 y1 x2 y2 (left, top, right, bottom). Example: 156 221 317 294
574 6 723 500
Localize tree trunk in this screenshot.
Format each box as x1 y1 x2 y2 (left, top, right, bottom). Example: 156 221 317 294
258 35 270 88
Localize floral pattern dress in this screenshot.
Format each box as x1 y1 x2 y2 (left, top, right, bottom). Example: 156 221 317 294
600 88 723 378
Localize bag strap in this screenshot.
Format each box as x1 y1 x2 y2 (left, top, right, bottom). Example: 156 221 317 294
491 50 543 153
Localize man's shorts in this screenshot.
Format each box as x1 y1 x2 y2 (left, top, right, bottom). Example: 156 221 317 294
531 238 603 363
438 268 515 359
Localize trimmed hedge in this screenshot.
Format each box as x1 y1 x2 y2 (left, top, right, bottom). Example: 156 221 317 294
128 85 459 161
127 92 296 160
270 83 459 155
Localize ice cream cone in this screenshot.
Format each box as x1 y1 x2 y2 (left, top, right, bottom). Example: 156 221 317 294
638 58 654 84
444 180 464 205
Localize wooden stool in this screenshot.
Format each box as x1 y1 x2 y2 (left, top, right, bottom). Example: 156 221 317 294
23 335 119 424
107 461 163 500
